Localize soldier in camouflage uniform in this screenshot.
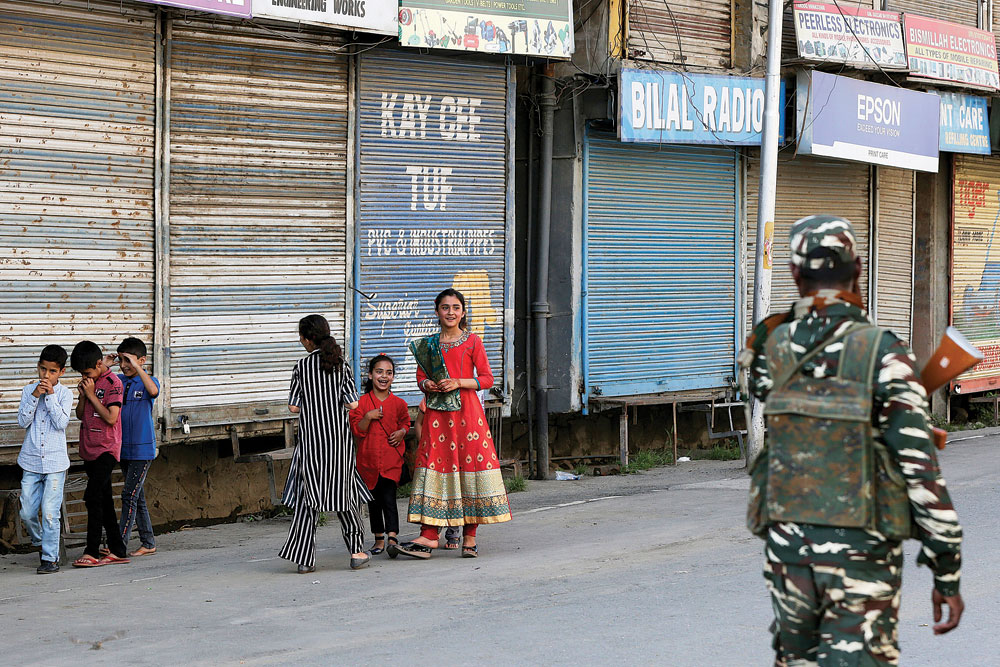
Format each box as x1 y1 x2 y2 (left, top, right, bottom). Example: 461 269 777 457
740 215 964 666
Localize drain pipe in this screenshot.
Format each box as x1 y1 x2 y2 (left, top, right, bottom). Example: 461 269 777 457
532 65 556 479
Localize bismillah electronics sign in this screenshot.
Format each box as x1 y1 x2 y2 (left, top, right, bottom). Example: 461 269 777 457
253 0 398 36
905 14 1000 90
398 0 573 57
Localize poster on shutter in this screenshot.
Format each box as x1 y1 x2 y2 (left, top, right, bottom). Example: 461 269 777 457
792 1 906 69
904 14 1000 90
952 162 1000 393
138 0 251 16
397 0 573 57
938 92 990 154
252 0 398 36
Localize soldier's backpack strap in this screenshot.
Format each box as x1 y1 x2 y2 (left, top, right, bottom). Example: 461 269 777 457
767 322 870 393
837 324 885 388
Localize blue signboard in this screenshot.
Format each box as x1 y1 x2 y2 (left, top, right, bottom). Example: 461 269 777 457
938 92 990 155
618 69 785 145
797 71 940 172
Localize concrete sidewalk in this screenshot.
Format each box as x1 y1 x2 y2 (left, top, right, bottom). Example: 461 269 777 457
1 436 995 665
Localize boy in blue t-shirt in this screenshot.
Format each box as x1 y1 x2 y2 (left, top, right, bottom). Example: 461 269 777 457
114 337 160 557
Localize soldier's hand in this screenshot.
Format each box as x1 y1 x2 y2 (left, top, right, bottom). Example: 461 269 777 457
932 589 964 635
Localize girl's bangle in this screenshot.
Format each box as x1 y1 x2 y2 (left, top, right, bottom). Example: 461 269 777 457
474 378 481 391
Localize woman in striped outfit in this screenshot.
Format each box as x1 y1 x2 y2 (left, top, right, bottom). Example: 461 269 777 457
279 314 372 574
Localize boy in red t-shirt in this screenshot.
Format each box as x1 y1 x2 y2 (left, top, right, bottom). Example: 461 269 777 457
70 341 130 567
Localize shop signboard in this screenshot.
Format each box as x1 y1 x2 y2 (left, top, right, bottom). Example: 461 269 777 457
939 92 990 154
398 0 573 57
139 0 250 16
797 71 939 172
904 14 1000 90
619 69 785 145
792 1 906 69
252 0 397 36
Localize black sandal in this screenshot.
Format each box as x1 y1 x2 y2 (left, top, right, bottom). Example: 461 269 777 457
386 536 400 559
389 541 433 560
370 535 385 555
462 544 478 558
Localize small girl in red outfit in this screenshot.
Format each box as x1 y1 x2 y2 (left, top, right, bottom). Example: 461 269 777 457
349 354 410 556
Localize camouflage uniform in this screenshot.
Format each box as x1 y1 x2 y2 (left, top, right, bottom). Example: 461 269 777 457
741 217 962 666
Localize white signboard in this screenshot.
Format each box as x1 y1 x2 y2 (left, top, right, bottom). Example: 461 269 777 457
793 1 906 69
252 0 397 36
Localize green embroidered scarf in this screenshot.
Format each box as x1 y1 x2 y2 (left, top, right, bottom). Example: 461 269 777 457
409 334 462 412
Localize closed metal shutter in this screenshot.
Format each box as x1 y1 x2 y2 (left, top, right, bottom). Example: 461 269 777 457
584 132 738 398
874 167 914 344
885 0 979 26
167 18 349 419
356 51 511 403
951 155 1000 393
627 0 731 69
746 156 870 334
0 0 156 446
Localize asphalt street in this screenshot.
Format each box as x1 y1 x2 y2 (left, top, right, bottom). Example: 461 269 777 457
1 429 997 666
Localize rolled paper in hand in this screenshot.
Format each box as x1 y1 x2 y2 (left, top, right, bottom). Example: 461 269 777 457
922 327 984 450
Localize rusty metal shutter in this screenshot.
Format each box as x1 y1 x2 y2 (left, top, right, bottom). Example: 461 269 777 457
627 0 731 69
873 167 914 344
0 0 156 448
167 17 349 423
951 155 1000 394
746 156 870 333
355 50 512 404
885 0 979 26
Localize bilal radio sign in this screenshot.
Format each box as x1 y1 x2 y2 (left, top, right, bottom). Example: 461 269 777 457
619 69 785 145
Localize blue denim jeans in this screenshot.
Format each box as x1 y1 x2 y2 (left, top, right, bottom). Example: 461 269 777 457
20 470 66 563
119 459 155 549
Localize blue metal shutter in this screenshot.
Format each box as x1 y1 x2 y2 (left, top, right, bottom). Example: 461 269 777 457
167 17 349 421
0 0 156 448
583 130 738 399
355 51 511 404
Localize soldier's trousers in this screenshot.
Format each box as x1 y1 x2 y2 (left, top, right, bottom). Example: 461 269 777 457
763 548 903 666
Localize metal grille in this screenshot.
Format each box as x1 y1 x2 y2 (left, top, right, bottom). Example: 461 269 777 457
355 50 511 404
627 0 731 69
874 167 914 344
885 0 980 27
584 131 738 398
0 0 156 446
167 17 349 413
746 155 871 333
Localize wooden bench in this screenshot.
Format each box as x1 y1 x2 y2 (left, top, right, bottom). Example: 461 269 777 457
230 421 296 506
969 395 1000 425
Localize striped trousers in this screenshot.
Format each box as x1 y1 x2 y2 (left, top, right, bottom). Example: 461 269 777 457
278 504 365 568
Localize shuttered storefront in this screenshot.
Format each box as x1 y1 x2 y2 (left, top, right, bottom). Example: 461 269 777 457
167 18 349 423
627 0 730 69
746 156 870 333
951 155 1000 393
355 51 512 403
885 1 979 27
0 0 156 448
584 132 738 398
873 167 914 343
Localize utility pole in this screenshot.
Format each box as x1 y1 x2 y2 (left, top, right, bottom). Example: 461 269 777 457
747 0 783 463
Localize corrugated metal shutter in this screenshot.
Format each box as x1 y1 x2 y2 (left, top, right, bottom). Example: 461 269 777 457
885 0 979 26
0 0 156 445
746 156 870 334
584 131 738 398
168 18 348 417
627 0 731 69
874 167 914 344
356 51 510 404
951 155 1000 392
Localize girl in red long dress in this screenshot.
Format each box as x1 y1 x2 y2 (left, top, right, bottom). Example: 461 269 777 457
348 354 409 556
390 289 511 560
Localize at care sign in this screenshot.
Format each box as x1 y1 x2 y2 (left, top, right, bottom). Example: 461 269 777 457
938 93 990 155
252 0 397 36
797 71 939 172
619 69 784 145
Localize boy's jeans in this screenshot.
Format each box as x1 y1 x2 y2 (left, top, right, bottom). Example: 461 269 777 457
20 470 66 563
119 459 155 549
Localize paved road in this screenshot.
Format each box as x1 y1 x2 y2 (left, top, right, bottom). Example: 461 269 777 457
2 430 997 665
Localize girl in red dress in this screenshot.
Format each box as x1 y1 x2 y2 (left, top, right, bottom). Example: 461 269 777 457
349 354 410 556
390 289 511 560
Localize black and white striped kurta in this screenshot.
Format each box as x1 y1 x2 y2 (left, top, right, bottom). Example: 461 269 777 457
282 351 372 512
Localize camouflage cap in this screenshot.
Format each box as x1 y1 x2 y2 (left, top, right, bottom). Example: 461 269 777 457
788 215 858 273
